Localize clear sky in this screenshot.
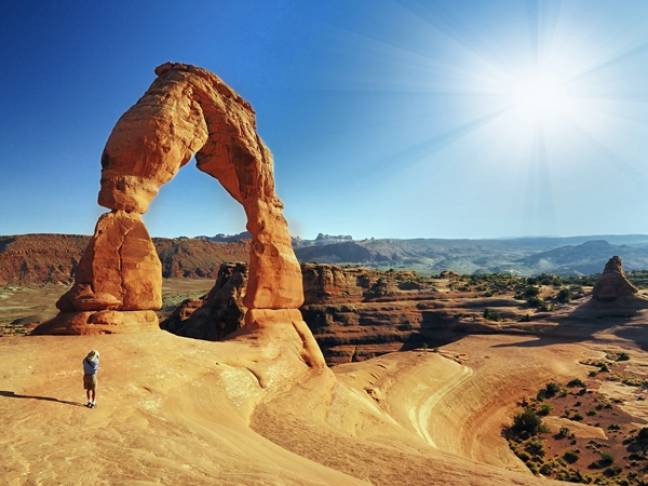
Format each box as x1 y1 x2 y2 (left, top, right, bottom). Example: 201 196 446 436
2 0 648 239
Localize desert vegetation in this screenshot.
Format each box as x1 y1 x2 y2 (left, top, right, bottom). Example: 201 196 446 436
505 353 648 484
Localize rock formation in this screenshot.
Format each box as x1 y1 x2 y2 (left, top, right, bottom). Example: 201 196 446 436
162 263 248 340
163 262 446 365
0 234 249 285
592 256 638 302
35 63 324 367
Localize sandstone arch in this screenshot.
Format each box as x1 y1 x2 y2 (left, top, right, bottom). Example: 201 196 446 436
37 63 324 366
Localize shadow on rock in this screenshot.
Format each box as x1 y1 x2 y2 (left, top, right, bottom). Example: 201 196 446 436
0 390 84 407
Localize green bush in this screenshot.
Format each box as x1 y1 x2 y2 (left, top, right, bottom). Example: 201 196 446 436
556 288 571 303
538 404 551 416
555 426 571 439
537 382 561 400
563 450 579 464
567 378 585 388
525 439 545 457
589 452 614 469
512 408 545 437
539 463 552 475
483 308 502 321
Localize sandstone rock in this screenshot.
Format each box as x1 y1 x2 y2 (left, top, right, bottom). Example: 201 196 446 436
41 63 317 364
592 256 638 302
163 262 441 366
98 62 302 310
162 262 248 340
32 310 159 335
56 283 121 312
0 234 249 285
57 210 162 312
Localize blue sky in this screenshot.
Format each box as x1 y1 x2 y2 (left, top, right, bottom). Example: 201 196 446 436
2 0 648 239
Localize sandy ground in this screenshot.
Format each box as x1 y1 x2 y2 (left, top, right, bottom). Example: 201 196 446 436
4 294 648 485
1 320 607 485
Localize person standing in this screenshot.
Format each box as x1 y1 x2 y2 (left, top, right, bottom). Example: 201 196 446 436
82 350 100 408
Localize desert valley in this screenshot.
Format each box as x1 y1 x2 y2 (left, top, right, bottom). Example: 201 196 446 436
4 2 648 485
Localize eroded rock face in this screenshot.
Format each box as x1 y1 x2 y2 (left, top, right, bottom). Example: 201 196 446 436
99 62 302 310
592 256 638 302
301 263 404 304
38 63 318 365
163 262 437 365
56 210 162 312
162 263 248 340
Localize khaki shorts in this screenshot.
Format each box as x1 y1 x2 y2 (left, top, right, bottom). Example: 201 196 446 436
83 374 97 390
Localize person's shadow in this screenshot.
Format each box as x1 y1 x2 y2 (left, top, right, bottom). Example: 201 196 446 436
0 390 84 407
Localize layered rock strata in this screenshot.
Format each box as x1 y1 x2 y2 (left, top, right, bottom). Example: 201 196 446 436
36 63 323 367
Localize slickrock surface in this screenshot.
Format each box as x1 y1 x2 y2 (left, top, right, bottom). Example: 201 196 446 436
0 328 577 485
592 256 639 302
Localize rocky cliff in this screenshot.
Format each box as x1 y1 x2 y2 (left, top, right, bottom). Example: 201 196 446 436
0 234 249 284
163 262 473 365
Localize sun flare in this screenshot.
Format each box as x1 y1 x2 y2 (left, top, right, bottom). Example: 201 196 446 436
508 70 574 125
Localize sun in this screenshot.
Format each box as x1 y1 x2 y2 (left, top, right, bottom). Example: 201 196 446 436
507 69 574 125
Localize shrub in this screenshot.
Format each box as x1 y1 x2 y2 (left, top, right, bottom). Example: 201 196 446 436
627 427 648 456
617 352 630 361
538 404 551 416
512 408 544 437
537 382 561 400
555 427 570 439
525 439 545 457
563 450 579 464
556 288 571 303
526 296 544 309
572 413 584 421
483 308 501 321
515 451 530 462
539 463 552 475
567 378 585 388
603 466 622 477
589 452 614 469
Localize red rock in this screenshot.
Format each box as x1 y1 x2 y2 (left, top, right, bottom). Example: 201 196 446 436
98 63 302 310
39 63 321 367
162 262 248 340
31 310 159 335
57 210 162 312
592 256 638 302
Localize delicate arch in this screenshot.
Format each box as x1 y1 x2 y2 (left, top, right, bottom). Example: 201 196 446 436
97 63 302 310
39 63 321 351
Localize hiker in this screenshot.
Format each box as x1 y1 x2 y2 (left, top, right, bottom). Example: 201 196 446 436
82 350 100 408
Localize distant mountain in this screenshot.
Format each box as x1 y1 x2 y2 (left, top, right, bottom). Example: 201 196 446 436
295 236 648 276
197 231 251 243
517 240 648 275
4 232 648 284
